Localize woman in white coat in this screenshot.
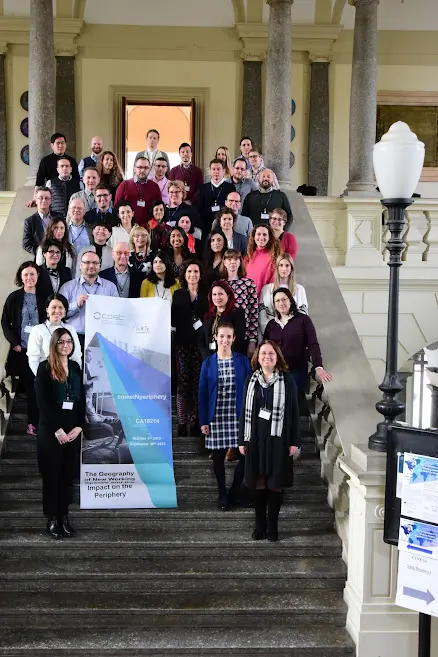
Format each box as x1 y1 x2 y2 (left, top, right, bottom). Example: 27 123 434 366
258 253 308 339
27 293 82 376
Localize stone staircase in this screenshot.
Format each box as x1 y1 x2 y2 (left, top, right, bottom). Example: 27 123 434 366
0 393 355 656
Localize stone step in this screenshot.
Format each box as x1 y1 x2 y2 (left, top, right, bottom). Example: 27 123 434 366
0 626 355 655
0 590 347 628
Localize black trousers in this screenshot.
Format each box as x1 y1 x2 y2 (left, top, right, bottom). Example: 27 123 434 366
37 430 80 518
211 448 245 498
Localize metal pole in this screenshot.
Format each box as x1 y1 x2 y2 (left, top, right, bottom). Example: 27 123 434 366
369 198 413 452
418 612 431 657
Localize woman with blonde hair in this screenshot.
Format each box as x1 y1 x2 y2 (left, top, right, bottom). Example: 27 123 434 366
128 225 153 276
259 253 308 337
96 150 124 197
244 224 281 295
215 146 232 180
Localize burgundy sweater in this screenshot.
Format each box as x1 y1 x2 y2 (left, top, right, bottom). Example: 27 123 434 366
263 314 323 372
114 179 161 227
169 164 204 203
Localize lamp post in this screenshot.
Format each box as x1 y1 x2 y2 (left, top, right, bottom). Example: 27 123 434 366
369 122 425 452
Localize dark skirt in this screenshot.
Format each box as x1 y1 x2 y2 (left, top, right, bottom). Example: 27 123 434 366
243 415 293 490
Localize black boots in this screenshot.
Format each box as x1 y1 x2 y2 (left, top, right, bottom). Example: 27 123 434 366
61 515 76 537
267 491 283 542
251 489 268 540
46 517 62 539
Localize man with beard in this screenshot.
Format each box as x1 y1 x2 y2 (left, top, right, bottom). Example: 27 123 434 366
78 136 104 180
241 169 292 228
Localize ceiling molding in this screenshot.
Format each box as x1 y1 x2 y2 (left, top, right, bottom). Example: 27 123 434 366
0 16 83 48
236 21 342 51
331 0 347 24
231 0 245 23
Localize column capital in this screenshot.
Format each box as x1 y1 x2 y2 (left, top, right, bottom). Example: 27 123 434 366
241 49 266 62
0 43 7 55
55 45 78 57
265 0 294 6
308 51 334 64
348 0 379 6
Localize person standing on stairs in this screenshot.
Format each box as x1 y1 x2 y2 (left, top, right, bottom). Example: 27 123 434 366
35 327 85 539
198 322 251 510
239 340 300 542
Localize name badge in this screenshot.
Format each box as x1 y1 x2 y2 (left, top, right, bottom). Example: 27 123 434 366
137 200 146 207
185 185 190 192
259 408 271 420
211 205 220 212
24 325 32 334
193 319 203 331
209 341 217 351
261 212 270 220
62 401 74 410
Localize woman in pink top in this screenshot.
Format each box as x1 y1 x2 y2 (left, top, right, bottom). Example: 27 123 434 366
244 224 281 295
269 208 298 260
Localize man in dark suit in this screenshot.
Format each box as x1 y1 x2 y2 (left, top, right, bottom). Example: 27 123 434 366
196 159 235 237
22 187 53 255
100 242 143 298
36 240 72 302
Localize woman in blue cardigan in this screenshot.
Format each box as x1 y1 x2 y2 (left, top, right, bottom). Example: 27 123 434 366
198 321 251 510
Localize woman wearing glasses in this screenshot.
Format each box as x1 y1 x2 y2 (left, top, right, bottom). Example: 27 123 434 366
35 327 85 539
166 181 202 232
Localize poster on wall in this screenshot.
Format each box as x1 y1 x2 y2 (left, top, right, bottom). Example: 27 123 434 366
80 295 177 509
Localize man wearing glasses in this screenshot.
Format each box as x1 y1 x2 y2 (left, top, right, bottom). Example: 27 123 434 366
230 158 257 204
59 246 118 351
248 148 280 190
150 157 170 205
115 156 161 228
100 243 143 298
225 192 253 238
84 184 114 229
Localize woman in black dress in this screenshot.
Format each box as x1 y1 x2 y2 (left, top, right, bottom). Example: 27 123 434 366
148 200 170 252
202 228 228 285
198 280 246 360
239 340 300 542
165 226 191 277
35 327 85 539
1 262 45 435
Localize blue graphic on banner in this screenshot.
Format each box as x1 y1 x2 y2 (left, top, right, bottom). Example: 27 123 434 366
399 520 438 558
404 454 438 485
98 333 177 508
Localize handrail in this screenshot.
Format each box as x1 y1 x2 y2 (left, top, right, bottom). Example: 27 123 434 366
286 190 381 457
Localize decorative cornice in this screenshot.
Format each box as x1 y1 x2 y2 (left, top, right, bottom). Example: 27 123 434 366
0 16 83 46
55 45 78 57
308 51 334 63
236 22 343 53
241 50 266 62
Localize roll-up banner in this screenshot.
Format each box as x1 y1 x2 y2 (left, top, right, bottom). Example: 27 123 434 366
80 296 177 509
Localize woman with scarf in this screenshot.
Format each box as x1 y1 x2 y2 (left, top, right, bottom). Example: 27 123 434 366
239 340 300 542
128 226 154 276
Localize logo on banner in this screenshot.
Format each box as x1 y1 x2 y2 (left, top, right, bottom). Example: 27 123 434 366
93 311 124 325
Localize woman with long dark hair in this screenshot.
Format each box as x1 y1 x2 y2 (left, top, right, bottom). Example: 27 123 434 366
199 322 251 509
171 259 209 436
36 216 74 270
140 250 181 300
263 288 331 393
198 280 246 360
35 327 85 538
148 199 170 252
202 228 228 282
239 340 300 542
1 262 45 435
96 150 124 197
110 201 137 246
165 226 191 277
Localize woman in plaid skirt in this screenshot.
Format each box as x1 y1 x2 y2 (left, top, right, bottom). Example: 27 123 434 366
198 322 251 510
238 341 300 542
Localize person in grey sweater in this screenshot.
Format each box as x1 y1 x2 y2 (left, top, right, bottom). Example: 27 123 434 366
231 158 258 203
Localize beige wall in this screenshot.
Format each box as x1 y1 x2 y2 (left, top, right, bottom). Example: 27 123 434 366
6 55 29 191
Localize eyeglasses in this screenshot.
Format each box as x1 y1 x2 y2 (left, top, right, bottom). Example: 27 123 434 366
169 190 182 195
270 216 285 222
135 165 149 170
248 154 259 159
57 339 73 346
47 250 61 256
114 251 129 256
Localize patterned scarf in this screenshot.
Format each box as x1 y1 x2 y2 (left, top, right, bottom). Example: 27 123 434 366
243 369 285 442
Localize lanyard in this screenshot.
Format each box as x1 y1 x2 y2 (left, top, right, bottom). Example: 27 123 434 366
261 386 270 408
83 281 98 295
210 183 222 204
135 181 147 200
262 192 273 213
69 224 86 245
155 283 167 299
115 272 129 296
168 205 180 219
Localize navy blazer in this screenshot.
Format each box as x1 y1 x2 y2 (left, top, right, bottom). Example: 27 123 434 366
100 266 143 298
198 352 251 427
22 212 46 255
231 231 248 256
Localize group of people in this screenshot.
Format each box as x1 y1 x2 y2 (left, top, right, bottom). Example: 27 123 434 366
3 129 331 541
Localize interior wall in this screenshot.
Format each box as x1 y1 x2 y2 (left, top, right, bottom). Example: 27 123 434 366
6 54 29 192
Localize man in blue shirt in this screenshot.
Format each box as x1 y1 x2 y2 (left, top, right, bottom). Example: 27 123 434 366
60 246 118 351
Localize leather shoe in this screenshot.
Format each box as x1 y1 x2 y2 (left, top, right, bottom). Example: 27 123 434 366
217 494 229 511
46 518 62 539
251 528 267 540
61 515 76 538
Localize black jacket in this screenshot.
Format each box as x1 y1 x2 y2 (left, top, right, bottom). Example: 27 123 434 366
166 203 202 231
171 287 209 348
242 190 293 228
36 152 79 187
23 212 46 254
35 359 85 435
1 288 46 376
49 176 81 216
100 266 143 298
84 208 115 229
196 181 235 235
36 264 72 303
198 306 247 360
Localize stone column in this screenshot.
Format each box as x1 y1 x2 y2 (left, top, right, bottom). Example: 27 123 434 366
397 371 412 423
0 43 7 191
56 49 77 158
427 383 438 429
344 0 379 196
308 53 331 196
241 55 263 149
28 0 55 182
264 0 293 186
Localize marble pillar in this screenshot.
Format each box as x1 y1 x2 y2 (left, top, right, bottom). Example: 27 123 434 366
56 52 77 158
0 44 7 191
344 0 379 196
427 383 438 429
241 56 263 148
28 0 55 181
264 0 293 186
308 54 331 196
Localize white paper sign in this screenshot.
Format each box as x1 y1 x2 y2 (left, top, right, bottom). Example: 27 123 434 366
401 453 438 524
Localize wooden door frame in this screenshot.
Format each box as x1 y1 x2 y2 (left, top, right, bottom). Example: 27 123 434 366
111 85 208 172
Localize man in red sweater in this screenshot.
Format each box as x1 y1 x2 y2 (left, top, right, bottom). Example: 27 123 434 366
114 157 161 227
169 143 204 205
